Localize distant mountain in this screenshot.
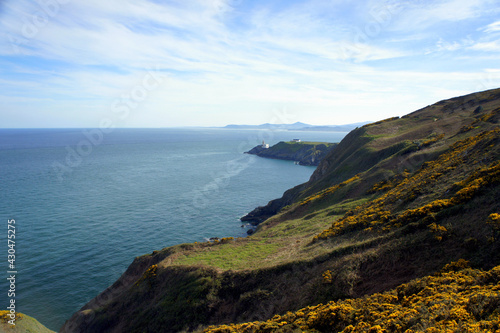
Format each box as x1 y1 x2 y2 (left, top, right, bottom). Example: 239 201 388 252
296 122 371 132
223 121 311 130
223 121 369 132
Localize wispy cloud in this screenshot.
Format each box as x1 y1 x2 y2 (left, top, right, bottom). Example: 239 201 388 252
391 0 494 30
482 20 500 33
470 40 500 52
0 0 499 127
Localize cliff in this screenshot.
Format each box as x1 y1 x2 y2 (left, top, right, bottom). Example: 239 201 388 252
245 141 337 166
61 88 500 333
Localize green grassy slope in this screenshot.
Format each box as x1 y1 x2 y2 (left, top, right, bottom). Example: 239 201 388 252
61 88 500 333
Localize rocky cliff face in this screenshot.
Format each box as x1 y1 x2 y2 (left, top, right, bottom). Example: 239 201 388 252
245 141 337 166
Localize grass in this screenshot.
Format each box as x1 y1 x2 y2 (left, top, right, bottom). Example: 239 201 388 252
172 239 284 270
168 193 376 272
285 141 337 146
267 141 336 154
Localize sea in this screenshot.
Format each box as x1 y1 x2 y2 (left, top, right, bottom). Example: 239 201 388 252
0 128 347 331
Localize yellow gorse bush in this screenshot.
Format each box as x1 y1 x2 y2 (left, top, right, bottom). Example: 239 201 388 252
421 133 445 147
300 175 360 206
487 213 500 241
427 222 448 241
460 107 499 133
134 264 158 287
204 262 500 333
0 310 23 322
322 270 333 284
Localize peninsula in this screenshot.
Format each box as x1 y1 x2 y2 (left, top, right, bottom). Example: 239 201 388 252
245 140 338 166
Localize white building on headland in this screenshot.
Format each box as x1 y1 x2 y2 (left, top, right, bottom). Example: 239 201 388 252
262 140 270 148
292 139 301 142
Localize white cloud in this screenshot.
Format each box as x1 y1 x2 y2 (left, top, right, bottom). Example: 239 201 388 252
469 40 500 52
482 20 500 33
391 0 495 32
1 0 500 127
434 37 479 52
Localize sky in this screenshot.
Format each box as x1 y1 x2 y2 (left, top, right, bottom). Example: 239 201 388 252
1 0 500 128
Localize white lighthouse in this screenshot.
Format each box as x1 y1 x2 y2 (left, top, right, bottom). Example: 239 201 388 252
262 140 270 148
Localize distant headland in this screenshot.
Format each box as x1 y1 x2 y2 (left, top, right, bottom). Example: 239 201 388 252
245 140 337 166
222 121 370 131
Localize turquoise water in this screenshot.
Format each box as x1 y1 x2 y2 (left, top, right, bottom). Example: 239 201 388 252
0 128 346 330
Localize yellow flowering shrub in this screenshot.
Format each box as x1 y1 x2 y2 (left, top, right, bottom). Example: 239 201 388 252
204 262 500 333
367 171 410 194
421 133 445 147
220 237 234 244
480 107 499 123
134 264 157 287
440 259 470 273
0 310 23 322
300 175 360 206
487 213 500 240
428 222 448 241
322 270 333 284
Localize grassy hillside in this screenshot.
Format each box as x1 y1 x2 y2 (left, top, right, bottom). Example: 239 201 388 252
61 88 500 333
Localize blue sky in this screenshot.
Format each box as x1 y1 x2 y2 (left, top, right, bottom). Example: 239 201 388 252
1 0 500 127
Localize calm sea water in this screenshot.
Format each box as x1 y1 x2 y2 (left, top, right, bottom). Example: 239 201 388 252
0 128 347 331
